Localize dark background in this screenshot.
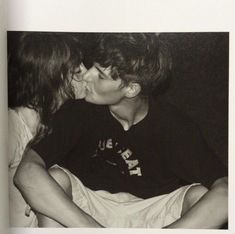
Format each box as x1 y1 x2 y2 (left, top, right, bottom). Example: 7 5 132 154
161 33 228 166
8 32 228 165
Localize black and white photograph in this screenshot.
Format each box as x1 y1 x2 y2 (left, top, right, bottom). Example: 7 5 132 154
1 0 235 234
7 31 228 229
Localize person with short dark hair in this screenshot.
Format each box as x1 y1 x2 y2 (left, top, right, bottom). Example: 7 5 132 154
15 33 227 228
8 32 86 226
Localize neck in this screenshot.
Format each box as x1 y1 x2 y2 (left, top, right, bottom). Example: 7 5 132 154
109 97 149 131
16 107 40 136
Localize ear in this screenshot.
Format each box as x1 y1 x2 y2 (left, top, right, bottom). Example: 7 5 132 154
125 82 141 98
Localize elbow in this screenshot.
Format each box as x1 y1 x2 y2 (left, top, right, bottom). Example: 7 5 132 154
13 162 25 190
14 161 36 192
13 149 47 214
14 149 46 193
14 161 44 213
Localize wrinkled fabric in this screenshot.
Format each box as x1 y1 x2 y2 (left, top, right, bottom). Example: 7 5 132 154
53 164 199 228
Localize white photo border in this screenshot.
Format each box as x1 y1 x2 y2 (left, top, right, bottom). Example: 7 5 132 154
7 0 235 233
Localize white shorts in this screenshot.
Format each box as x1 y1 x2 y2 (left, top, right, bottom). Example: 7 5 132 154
52 165 199 228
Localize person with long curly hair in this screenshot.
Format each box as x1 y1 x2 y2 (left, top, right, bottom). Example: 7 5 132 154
8 32 87 227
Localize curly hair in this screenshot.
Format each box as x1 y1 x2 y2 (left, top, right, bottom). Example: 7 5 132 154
91 33 172 96
8 32 83 126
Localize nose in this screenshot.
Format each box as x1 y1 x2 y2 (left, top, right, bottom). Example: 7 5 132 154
83 67 95 82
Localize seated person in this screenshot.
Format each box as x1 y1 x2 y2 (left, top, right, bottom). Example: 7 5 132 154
14 33 228 228
8 32 87 227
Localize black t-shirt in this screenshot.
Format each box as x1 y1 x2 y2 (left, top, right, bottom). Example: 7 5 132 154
32 98 227 199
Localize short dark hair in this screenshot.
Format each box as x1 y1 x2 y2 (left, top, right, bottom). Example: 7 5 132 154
8 32 82 125
91 33 172 96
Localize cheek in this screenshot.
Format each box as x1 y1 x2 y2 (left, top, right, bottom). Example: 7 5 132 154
94 84 108 96
94 85 124 104
94 82 121 96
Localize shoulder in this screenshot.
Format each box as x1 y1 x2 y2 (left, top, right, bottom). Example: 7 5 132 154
149 97 202 144
150 97 197 127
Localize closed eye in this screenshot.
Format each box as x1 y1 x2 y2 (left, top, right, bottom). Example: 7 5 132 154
73 69 81 75
72 70 83 82
94 65 110 80
98 73 106 80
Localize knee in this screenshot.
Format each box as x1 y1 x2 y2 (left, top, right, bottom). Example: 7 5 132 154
211 177 228 195
48 167 72 197
182 185 208 215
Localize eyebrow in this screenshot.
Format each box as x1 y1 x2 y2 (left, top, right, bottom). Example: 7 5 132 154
94 65 110 78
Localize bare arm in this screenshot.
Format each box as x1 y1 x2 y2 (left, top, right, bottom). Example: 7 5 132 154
165 177 228 229
14 149 102 227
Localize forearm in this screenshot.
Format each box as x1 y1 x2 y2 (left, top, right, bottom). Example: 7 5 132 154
166 177 228 229
14 151 102 227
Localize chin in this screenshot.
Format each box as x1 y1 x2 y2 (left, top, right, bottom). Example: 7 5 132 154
84 96 94 103
84 97 104 105
76 94 86 99
75 91 86 99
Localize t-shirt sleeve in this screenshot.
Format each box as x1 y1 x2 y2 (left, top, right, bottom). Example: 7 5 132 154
165 111 227 188
31 100 88 169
